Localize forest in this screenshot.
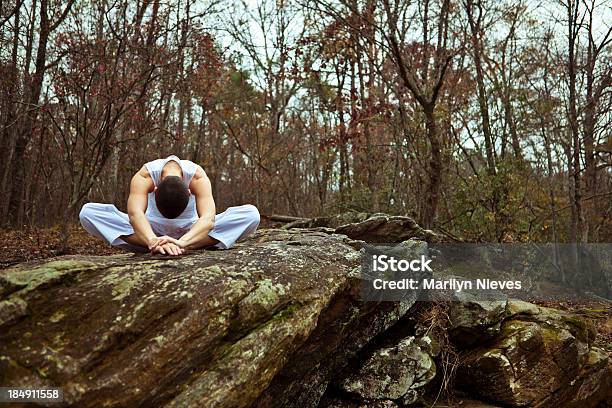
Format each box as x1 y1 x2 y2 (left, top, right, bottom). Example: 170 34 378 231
0 2 611 406
0 0 610 243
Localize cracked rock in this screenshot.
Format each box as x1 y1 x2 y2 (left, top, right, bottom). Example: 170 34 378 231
456 304 610 407
337 336 436 402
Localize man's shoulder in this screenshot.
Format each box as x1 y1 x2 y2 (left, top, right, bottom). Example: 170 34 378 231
130 165 154 193
145 158 166 168
135 164 152 179
191 165 206 180
180 158 200 168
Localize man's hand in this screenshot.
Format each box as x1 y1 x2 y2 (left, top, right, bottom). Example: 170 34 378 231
170 238 189 248
150 242 184 256
152 235 189 248
147 236 169 250
148 236 185 255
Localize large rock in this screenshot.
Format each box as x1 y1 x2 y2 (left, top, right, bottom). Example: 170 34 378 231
277 212 442 243
0 229 418 408
1 226 607 408
457 301 611 407
280 212 373 229
448 294 508 348
335 215 441 243
336 335 436 405
319 397 400 407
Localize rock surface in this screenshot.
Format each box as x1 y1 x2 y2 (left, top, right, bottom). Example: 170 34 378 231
0 230 360 407
456 300 611 407
0 229 419 408
335 214 441 243
337 335 436 403
0 222 609 408
448 294 508 347
275 212 443 243
279 212 373 229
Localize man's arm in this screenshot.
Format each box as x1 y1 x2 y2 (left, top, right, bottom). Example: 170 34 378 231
178 166 217 249
123 166 184 255
125 166 156 247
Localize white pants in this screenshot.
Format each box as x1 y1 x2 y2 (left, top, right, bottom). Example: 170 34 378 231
79 203 260 252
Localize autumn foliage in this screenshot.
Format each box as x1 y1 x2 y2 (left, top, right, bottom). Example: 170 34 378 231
0 0 610 244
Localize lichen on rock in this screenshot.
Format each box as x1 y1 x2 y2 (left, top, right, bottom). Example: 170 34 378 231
456 304 610 407
337 335 436 402
0 223 608 408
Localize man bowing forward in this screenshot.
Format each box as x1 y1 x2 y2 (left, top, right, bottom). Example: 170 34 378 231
79 155 260 255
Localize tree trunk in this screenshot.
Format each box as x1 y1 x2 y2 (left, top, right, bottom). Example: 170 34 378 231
7 0 51 225
465 0 495 175
423 104 441 227
7 0 75 225
0 5 21 221
566 0 583 243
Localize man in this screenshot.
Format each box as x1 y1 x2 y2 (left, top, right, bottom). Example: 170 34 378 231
79 155 260 255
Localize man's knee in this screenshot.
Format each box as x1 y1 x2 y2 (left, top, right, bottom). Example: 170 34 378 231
79 203 103 233
79 203 96 224
242 204 260 227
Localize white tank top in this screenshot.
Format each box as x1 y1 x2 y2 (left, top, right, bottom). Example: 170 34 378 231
143 155 199 237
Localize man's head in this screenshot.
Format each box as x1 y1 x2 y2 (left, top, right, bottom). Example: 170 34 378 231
155 176 189 218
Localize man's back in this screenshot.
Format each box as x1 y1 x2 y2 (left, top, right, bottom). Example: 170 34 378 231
143 155 199 222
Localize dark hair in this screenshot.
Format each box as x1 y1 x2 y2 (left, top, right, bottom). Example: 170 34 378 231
155 176 189 218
